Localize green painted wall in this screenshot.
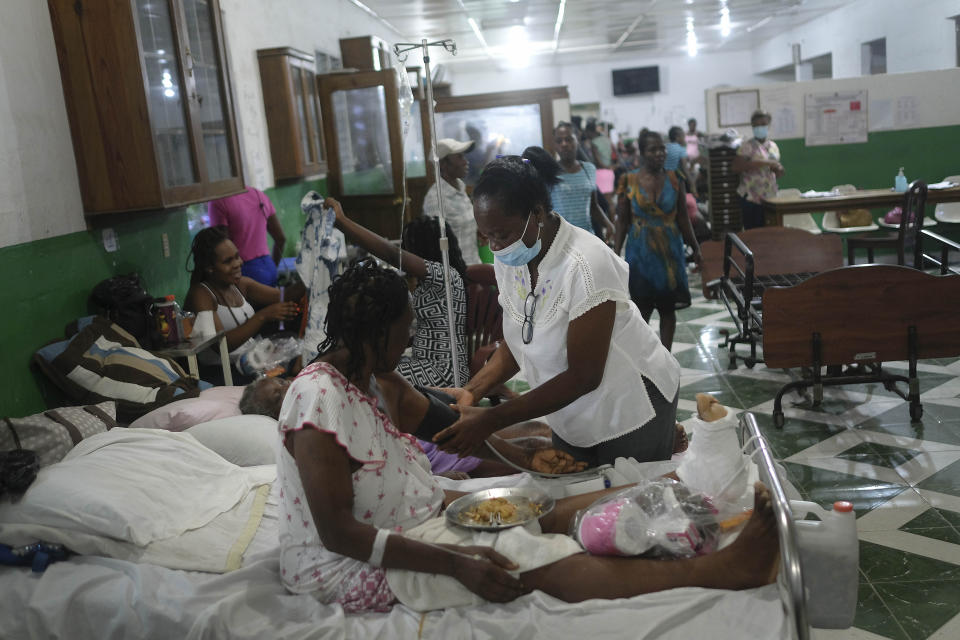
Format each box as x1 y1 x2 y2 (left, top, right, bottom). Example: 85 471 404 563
774 124 960 241
1 177 325 418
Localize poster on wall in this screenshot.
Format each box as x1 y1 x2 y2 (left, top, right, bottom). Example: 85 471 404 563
761 87 801 139
717 90 759 127
804 91 868 146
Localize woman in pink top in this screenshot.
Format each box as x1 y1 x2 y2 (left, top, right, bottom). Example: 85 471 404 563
208 187 287 286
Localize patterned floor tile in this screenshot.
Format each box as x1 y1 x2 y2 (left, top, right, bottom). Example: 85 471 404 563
916 458 960 496
899 509 960 545
859 540 960 582
782 463 909 517
850 582 910 640
871 581 960 640
837 443 923 469
677 373 743 409
750 412 850 459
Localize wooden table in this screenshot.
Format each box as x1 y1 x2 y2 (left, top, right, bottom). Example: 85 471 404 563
153 332 232 385
762 186 960 226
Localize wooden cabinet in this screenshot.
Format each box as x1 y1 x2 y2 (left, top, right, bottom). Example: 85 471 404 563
339 36 392 71
48 0 243 214
317 69 406 238
707 146 742 239
257 48 325 181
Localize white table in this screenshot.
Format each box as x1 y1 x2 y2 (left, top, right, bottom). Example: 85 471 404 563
153 332 232 385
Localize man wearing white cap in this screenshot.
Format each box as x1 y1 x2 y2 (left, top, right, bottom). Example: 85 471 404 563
422 138 482 265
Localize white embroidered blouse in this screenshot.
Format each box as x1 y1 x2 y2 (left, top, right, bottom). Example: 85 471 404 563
494 218 681 447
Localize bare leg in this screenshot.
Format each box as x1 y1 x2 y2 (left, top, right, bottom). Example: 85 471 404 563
659 308 677 351
524 483 779 601
639 305 654 324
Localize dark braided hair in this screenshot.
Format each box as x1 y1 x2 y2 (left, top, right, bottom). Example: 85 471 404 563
401 217 467 279
317 261 409 381
473 155 552 219
188 226 231 285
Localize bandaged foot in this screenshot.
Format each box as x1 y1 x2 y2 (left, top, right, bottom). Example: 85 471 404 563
696 393 728 422
676 394 747 503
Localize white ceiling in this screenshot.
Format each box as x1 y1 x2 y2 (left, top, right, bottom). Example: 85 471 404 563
356 0 859 67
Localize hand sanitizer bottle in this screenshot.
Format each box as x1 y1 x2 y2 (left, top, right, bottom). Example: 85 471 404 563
895 167 908 193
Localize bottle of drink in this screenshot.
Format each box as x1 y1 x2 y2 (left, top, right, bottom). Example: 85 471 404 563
895 167 908 193
155 295 182 345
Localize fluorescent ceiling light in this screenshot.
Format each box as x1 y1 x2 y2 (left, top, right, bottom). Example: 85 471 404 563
720 7 731 37
504 25 531 68
686 17 697 57
552 0 567 51
746 16 773 33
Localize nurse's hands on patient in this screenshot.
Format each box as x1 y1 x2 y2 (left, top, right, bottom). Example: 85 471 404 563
433 404 495 457
436 387 476 408
450 545 529 603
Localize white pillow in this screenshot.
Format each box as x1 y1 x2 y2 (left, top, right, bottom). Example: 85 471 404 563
128 386 244 431
0 429 270 546
186 415 278 466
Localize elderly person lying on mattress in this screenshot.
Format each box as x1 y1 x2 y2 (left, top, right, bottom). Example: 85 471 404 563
242 376 583 478
276 260 779 613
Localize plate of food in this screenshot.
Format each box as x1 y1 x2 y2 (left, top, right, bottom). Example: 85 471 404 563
445 487 555 531
877 216 936 229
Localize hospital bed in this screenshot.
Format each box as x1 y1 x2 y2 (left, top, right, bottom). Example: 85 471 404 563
0 418 819 640
716 228 843 369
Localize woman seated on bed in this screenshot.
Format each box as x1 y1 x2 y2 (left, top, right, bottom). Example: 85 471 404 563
242 374 583 478
276 260 779 613
185 226 304 383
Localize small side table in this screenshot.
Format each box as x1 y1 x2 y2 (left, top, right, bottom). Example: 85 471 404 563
154 332 233 386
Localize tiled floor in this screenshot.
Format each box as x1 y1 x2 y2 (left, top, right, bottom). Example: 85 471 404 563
668 274 960 640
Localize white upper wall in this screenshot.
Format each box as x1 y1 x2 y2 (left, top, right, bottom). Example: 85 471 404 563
0 0 85 247
751 0 958 77
448 49 771 139
217 0 402 189
0 0 398 249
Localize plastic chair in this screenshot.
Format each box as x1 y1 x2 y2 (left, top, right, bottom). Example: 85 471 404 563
846 181 928 268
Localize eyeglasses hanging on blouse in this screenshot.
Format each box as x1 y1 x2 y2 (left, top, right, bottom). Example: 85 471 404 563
522 291 538 344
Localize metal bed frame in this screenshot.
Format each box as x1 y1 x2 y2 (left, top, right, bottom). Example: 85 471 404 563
717 231 821 369
739 412 810 640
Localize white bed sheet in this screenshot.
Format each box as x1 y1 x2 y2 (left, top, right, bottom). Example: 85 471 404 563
0 475 790 640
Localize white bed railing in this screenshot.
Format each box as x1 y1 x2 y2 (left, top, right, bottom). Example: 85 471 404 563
738 412 810 640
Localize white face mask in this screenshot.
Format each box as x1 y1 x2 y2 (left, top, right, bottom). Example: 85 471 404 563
492 213 542 267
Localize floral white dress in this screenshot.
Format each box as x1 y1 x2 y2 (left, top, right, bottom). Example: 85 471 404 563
276 362 445 612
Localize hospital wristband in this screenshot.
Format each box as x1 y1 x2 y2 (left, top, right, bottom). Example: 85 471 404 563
368 528 392 567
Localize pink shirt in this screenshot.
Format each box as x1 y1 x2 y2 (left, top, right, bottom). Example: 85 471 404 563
207 187 276 261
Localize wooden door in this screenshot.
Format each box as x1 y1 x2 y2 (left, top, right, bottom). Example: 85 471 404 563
317 70 407 239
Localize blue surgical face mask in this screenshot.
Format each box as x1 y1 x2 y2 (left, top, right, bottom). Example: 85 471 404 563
492 213 542 267
753 125 769 140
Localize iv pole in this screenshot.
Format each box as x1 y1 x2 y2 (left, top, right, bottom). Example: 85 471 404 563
393 38 462 388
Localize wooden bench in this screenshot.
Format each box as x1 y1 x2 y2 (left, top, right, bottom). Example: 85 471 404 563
763 264 960 427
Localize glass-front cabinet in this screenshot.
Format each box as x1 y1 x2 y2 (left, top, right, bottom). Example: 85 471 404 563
317 70 406 238
257 47 326 180
48 0 243 214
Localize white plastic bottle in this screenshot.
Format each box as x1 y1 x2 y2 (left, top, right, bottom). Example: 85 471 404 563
895 167 908 192
790 499 858 629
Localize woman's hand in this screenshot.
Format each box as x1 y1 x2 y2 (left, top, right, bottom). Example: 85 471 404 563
257 301 300 322
433 404 497 457
324 196 347 225
435 387 476 408
449 546 529 603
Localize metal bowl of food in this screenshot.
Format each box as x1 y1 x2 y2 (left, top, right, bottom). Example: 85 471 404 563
445 487 555 531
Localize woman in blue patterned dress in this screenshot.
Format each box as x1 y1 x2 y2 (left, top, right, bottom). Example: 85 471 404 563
613 131 701 351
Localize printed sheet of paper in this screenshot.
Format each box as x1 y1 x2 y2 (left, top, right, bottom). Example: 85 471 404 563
804 90 868 146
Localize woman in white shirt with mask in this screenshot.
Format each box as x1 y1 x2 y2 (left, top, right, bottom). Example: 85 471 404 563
433 153 682 467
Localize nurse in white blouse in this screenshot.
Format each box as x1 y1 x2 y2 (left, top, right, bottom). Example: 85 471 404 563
435 153 682 467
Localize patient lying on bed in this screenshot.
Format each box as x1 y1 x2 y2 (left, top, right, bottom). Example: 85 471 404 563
242 369 585 478
277 261 779 613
